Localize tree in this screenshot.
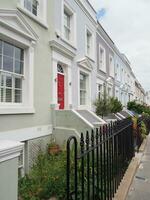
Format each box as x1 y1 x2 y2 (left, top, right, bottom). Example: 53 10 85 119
94 86 111 118
110 97 123 113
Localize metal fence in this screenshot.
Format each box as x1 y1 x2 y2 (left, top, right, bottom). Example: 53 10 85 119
66 118 134 200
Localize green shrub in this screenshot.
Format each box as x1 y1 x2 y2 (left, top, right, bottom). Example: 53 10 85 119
19 151 67 200
140 121 148 139
127 101 150 115
110 97 123 113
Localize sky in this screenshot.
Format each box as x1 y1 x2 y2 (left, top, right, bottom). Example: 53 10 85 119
89 0 150 91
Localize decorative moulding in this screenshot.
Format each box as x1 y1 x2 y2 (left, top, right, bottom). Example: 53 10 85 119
0 9 38 41
49 40 76 59
77 57 93 71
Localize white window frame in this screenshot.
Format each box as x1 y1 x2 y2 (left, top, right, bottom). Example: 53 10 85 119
97 83 102 100
78 68 91 109
109 55 114 77
99 44 106 72
64 11 71 41
0 18 35 114
108 87 112 97
17 0 48 28
62 2 76 46
0 41 24 104
85 26 94 59
80 73 87 106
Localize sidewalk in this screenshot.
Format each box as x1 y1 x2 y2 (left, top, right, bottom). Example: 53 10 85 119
126 135 150 200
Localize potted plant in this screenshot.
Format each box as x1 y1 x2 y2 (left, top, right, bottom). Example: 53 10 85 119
48 136 61 155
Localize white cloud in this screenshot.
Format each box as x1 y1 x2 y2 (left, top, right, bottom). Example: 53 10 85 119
89 0 150 90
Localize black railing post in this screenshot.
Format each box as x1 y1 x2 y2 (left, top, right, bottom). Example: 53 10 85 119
86 131 90 200
91 130 95 200
66 118 135 200
96 128 100 199
80 133 85 200
67 136 78 200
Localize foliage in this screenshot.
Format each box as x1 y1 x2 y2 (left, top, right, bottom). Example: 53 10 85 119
140 121 148 139
94 98 111 118
19 150 67 200
109 97 123 113
94 92 123 117
127 101 150 115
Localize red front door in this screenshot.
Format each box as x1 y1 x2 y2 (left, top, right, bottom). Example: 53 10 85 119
57 73 65 109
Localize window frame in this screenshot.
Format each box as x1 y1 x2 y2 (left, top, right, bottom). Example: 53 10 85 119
85 27 94 59
64 10 71 41
24 0 39 16
80 73 87 106
99 44 106 72
109 55 114 77
62 3 76 46
97 83 102 100
0 40 24 104
17 0 48 29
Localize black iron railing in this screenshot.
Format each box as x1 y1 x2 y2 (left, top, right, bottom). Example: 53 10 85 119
66 118 134 200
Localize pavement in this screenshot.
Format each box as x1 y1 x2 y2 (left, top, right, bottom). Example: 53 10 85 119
126 135 150 200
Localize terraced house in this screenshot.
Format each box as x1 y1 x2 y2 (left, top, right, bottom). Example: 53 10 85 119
0 0 147 176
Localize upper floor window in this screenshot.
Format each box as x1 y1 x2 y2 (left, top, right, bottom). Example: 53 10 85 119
64 11 71 41
24 0 38 16
99 45 106 71
115 64 119 80
0 40 24 103
109 55 114 77
86 30 92 56
63 4 76 45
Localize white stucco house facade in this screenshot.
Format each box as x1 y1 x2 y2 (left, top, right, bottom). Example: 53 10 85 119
0 0 147 177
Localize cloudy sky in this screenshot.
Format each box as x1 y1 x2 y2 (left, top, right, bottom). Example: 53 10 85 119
89 0 150 91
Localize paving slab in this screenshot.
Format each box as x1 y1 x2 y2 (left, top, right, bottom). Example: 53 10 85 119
126 135 150 200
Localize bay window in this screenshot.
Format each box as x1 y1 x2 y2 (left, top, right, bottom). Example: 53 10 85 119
0 40 24 104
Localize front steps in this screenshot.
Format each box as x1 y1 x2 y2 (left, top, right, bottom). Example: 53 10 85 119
52 109 106 144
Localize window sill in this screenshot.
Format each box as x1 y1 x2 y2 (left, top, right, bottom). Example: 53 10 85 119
85 55 95 63
60 37 77 50
98 68 107 74
0 105 35 114
17 5 48 29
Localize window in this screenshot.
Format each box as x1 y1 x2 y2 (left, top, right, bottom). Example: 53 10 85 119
86 30 92 56
109 55 114 77
115 64 119 80
0 40 24 103
80 73 87 105
99 45 106 71
97 84 102 100
108 87 112 97
64 11 71 41
24 0 38 16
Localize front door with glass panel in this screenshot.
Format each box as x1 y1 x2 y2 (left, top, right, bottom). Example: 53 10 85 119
57 64 65 109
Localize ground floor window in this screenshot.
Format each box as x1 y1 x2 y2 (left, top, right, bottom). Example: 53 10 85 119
97 83 102 100
108 87 112 97
0 40 24 103
80 73 87 105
